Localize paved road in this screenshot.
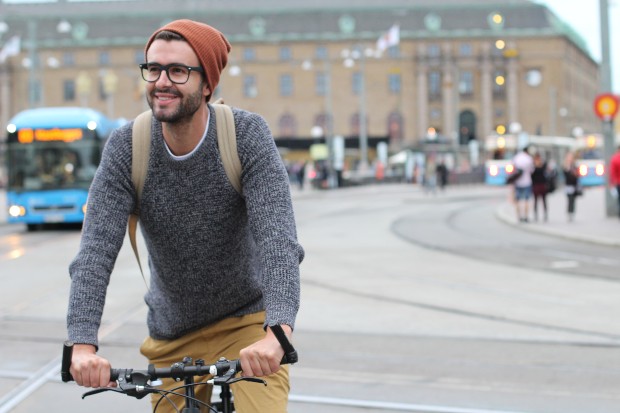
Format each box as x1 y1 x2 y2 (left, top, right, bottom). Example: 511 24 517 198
0 184 619 413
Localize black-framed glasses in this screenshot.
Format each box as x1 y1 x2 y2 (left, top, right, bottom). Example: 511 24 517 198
139 63 204 84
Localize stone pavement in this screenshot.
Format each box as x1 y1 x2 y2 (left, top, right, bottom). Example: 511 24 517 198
495 185 620 247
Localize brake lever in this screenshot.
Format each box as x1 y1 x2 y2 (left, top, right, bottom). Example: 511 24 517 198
210 375 267 386
229 377 267 386
82 387 125 399
82 383 157 400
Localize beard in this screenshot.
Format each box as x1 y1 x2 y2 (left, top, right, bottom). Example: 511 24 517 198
147 84 204 124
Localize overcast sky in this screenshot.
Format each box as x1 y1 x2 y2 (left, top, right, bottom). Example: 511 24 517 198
534 0 620 92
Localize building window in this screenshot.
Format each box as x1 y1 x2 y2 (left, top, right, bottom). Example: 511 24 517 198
314 112 332 135
387 111 403 142
243 75 257 98
279 113 296 137
316 72 327 96
427 44 441 58
350 112 368 136
459 71 474 97
459 43 473 57
63 79 75 101
352 71 362 95
350 113 360 136
243 47 256 61
388 73 401 94
98 78 106 100
279 46 292 61
493 69 506 98
315 45 328 60
99 51 110 66
387 46 400 59
280 74 293 97
429 71 441 100
29 80 42 104
62 52 75 67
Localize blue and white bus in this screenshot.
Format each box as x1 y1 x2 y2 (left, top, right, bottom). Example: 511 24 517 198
5 107 123 229
574 134 605 187
484 134 577 186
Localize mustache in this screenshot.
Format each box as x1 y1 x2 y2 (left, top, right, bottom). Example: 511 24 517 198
152 88 181 97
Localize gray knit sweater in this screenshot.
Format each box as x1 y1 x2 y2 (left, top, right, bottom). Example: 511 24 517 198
67 105 304 347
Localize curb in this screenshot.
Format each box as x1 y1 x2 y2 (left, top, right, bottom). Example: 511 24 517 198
495 202 620 247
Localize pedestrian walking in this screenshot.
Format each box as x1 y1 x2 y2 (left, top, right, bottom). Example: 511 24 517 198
610 145 620 219
563 151 581 222
65 19 304 413
436 159 449 191
423 154 437 194
531 152 549 222
512 146 535 222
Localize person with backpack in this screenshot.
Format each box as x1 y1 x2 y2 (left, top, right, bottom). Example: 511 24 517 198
511 146 535 222
65 19 303 413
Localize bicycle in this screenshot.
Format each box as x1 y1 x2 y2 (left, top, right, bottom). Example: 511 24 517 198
60 325 298 413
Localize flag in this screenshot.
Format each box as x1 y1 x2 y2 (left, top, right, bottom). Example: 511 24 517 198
376 24 400 52
0 36 21 63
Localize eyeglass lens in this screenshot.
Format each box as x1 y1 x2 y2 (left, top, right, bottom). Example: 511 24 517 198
142 64 191 84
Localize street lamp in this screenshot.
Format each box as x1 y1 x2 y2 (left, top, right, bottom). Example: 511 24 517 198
302 56 335 187
341 46 378 172
599 0 618 217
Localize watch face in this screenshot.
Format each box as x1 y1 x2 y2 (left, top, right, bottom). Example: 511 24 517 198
526 69 542 87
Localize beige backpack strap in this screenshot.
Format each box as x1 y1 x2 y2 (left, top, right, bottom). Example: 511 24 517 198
212 103 242 194
129 110 152 284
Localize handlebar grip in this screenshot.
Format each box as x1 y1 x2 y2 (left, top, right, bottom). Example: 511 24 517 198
270 325 298 365
61 341 74 382
109 369 120 381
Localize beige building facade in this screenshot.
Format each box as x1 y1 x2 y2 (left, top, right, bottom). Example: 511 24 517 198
0 0 602 162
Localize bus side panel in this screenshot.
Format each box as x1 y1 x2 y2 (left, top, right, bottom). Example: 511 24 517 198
7 189 88 225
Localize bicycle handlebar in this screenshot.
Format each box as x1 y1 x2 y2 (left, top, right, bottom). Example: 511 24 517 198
61 325 298 384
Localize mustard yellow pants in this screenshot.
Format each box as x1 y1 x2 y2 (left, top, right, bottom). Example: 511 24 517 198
140 311 289 413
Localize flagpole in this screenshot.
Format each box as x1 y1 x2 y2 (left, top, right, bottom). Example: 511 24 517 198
359 51 369 171
27 20 38 108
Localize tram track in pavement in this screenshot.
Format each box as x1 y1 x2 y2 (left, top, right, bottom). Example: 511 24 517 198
300 277 620 345
391 199 620 283
0 302 145 413
296 191 620 346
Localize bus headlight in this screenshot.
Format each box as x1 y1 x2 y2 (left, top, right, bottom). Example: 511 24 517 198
82 203 88 215
578 164 588 176
8 205 26 217
595 164 605 176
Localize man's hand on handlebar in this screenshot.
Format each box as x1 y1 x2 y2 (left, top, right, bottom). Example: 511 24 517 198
70 344 116 388
239 324 292 378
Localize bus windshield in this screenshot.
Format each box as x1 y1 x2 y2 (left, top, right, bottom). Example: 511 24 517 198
7 137 103 191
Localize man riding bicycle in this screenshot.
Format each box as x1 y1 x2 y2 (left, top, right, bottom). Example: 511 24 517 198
66 19 304 413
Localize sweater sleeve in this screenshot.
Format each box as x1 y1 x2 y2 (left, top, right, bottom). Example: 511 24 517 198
235 111 304 330
66 125 136 347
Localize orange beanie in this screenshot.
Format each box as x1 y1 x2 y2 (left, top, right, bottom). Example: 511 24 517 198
145 19 231 98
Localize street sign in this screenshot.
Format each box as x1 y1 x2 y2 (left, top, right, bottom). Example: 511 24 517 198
593 93 620 121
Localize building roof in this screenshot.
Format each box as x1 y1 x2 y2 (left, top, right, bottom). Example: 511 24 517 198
0 0 593 60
